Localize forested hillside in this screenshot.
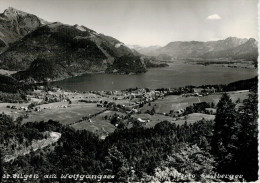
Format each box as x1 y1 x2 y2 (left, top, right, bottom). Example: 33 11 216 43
1 91 258 182
0 8 149 83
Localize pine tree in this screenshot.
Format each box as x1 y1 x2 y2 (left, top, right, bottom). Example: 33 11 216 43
211 93 239 173
104 146 132 181
235 93 258 181
0 150 3 182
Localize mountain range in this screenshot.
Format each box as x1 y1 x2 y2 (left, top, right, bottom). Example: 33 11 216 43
0 7 143 82
0 7 257 83
0 7 42 53
131 37 258 60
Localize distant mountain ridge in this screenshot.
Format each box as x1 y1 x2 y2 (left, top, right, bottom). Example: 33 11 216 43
132 37 257 60
0 7 144 82
201 38 258 60
127 45 162 56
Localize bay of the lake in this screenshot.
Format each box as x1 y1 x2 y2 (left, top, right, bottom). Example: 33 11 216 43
51 63 257 91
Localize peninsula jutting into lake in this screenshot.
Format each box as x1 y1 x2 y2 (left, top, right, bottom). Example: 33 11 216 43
0 0 258 182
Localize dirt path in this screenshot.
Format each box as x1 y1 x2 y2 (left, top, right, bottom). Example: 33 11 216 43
4 132 61 162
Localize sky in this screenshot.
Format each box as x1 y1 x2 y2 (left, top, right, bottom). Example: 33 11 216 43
0 0 258 46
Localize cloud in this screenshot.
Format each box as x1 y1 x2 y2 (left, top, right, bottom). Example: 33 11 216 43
207 14 221 20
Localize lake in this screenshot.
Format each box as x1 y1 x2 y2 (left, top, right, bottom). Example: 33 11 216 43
52 63 257 91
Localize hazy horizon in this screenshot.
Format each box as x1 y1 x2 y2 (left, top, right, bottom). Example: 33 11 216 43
0 0 258 47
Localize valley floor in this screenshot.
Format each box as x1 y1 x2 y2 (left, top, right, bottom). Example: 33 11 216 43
0 85 251 138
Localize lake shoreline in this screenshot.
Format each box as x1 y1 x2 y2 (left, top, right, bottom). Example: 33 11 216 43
51 62 257 92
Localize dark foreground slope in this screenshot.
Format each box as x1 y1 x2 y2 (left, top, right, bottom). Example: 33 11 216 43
2 89 258 182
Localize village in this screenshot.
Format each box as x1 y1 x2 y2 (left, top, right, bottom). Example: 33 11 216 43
0 84 250 139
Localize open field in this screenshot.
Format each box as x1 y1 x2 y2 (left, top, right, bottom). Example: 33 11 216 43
71 119 116 134
91 110 127 123
60 91 136 106
172 113 215 124
140 91 250 114
185 59 255 69
0 102 30 119
132 112 215 127
0 87 250 137
22 102 104 125
71 110 126 134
